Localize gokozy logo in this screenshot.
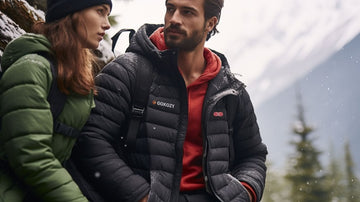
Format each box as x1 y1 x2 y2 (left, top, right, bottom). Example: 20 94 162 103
213 112 224 117
152 100 176 109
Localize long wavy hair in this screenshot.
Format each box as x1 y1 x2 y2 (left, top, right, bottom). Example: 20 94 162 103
33 15 96 95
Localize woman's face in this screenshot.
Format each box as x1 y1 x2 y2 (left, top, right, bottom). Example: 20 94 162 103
73 4 111 49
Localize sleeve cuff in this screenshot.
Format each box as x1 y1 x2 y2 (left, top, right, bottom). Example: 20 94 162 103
241 182 257 202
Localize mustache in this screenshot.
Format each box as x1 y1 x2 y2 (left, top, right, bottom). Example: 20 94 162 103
164 25 186 35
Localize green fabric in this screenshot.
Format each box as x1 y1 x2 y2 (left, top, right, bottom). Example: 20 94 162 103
0 34 92 202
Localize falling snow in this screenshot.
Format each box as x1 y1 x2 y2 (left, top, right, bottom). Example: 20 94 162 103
94 171 101 178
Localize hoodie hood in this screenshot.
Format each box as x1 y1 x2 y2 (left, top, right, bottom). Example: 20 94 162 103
1 33 52 71
125 23 245 96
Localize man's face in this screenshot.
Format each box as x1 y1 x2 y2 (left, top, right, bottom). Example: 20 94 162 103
164 0 208 51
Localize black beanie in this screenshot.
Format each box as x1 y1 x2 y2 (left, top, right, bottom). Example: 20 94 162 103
46 0 112 23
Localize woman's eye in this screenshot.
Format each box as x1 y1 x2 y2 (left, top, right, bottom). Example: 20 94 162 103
97 9 105 15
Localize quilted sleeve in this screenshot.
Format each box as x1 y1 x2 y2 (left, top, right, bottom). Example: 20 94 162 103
0 54 87 202
231 88 268 202
72 53 150 202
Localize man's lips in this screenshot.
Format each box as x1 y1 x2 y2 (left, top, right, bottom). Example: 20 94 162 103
165 28 185 35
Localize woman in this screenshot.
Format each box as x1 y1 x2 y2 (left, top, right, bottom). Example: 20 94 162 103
0 0 112 201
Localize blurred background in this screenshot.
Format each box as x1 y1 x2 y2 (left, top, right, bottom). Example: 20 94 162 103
1 0 359 201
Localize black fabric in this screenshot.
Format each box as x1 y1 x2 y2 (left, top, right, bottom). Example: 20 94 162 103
63 160 106 202
111 29 135 53
0 70 2 131
125 55 153 150
46 0 112 23
72 24 268 202
178 190 217 202
41 53 67 123
53 121 80 138
36 52 78 138
66 50 153 202
226 94 238 167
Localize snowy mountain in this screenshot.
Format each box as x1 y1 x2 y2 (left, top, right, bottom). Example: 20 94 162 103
256 32 360 175
211 0 360 108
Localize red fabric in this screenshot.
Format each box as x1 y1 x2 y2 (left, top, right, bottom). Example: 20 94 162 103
149 27 168 51
149 28 221 191
179 48 220 191
241 182 257 202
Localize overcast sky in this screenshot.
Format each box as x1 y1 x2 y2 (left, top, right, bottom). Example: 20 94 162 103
108 0 360 106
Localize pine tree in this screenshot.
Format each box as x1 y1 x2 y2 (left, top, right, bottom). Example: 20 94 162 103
262 161 291 202
344 141 360 202
325 143 346 202
285 91 330 202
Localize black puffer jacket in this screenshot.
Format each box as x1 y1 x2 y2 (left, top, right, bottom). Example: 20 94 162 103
72 24 268 202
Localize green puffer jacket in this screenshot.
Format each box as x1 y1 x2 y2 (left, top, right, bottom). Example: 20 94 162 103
0 34 93 202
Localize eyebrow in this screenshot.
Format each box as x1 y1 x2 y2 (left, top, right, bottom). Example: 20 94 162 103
166 2 198 13
101 4 111 15
183 6 197 13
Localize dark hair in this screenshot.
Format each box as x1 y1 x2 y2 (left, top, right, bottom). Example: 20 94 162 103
165 0 224 40
204 0 224 40
33 15 96 96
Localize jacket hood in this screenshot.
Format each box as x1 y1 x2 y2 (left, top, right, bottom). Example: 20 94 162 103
125 24 243 90
126 24 165 61
1 33 52 71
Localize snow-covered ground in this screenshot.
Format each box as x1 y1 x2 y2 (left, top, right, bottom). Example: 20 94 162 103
0 12 25 40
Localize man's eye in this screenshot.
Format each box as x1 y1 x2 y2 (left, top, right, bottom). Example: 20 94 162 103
166 7 175 13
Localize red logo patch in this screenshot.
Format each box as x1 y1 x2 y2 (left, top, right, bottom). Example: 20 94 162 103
213 112 224 117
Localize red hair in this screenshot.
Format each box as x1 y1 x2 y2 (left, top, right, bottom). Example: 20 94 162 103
33 15 96 95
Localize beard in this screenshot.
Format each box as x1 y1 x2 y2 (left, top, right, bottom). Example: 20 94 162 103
164 24 206 51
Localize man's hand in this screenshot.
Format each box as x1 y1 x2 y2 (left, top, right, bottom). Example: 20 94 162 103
139 194 149 202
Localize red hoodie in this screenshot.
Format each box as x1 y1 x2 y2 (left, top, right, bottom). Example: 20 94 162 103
150 27 256 202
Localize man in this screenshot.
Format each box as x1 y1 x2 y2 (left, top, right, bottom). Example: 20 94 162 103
72 0 268 201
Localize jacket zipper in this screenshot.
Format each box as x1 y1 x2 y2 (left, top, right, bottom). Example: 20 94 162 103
170 64 189 202
202 88 240 202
